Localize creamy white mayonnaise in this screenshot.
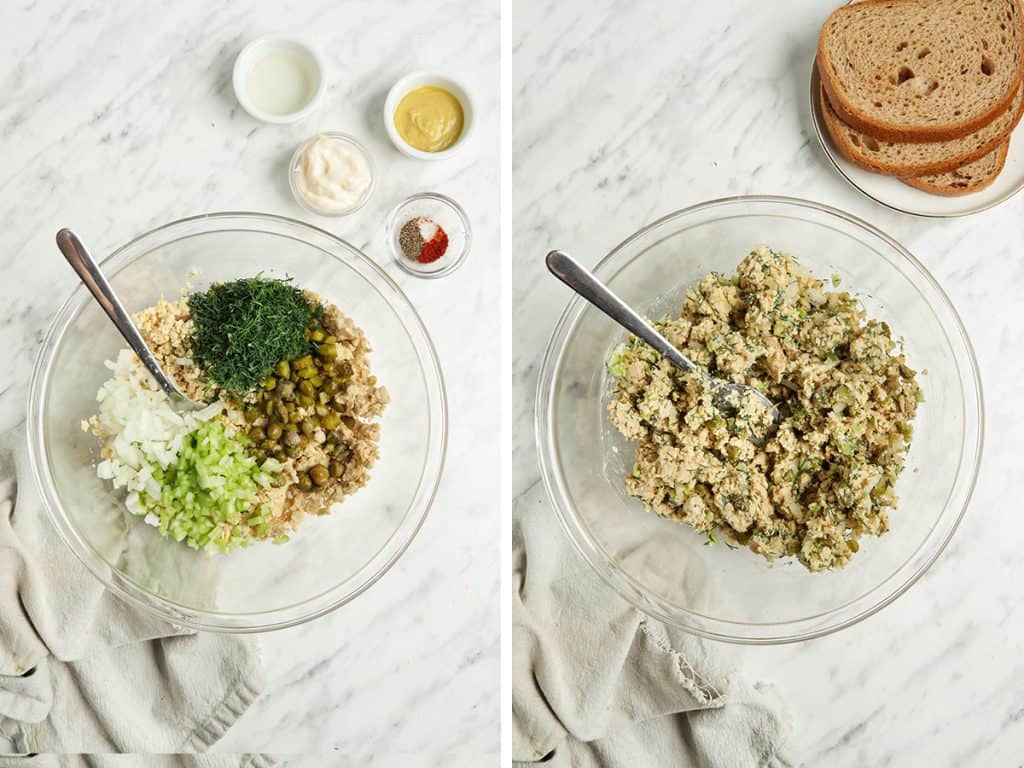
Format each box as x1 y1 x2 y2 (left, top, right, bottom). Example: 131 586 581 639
294 135 372 213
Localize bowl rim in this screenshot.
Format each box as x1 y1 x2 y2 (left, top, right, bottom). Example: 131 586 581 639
535 194 985 644
27 211 448 633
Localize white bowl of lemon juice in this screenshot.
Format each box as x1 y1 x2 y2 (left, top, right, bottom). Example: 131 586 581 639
232 35 326 124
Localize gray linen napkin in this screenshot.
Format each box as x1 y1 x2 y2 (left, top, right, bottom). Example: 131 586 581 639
513 493 796 767
0 428 267 760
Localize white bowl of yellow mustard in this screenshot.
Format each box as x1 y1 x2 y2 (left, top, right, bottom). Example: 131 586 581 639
384 72 473 160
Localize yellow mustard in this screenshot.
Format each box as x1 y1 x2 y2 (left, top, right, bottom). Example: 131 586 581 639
393 86 464 152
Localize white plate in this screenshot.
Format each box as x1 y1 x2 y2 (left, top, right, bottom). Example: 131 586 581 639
810 63 1024 217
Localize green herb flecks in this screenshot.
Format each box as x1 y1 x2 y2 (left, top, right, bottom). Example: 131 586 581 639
188 277 316 395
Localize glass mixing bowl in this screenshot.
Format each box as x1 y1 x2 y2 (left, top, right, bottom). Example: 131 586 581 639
536 196 983 644
28 213 446 632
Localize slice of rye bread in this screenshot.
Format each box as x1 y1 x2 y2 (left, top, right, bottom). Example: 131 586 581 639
903 138 1010 194
818 0 1024 142
819 79 1024 176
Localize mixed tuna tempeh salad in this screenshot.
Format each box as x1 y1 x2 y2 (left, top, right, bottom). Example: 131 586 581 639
607 246 921 571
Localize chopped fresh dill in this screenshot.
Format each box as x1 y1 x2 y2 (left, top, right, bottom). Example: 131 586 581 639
188 276 315 395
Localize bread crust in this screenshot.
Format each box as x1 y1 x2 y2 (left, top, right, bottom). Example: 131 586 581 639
819 78 1024 176
902 140 1010 194
817 0 1024 143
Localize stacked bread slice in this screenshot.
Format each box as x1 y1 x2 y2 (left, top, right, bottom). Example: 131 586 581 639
816 0 1024 195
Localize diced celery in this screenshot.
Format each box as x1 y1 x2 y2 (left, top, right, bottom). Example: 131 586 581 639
123 419 280 554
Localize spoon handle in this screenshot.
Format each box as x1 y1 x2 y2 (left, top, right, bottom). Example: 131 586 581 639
56 228 181 399
545 249 697 374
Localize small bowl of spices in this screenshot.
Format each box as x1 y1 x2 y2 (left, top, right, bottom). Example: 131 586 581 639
387 193 471 278
384 72 474 160
289 132 376 216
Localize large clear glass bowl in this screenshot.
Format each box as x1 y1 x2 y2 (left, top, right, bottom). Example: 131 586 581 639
28 212 447 632
536 196 983 644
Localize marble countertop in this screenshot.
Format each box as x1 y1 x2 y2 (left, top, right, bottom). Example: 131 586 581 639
512 0 1024 765
0 0 498 764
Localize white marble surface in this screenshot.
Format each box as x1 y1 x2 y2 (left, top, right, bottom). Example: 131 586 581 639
0 1 498 764
512 1 1024 765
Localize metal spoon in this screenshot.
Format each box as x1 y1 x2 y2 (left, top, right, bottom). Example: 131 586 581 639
56 228 205 412
546 249 779 433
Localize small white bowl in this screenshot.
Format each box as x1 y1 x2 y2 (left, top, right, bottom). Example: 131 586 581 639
288 132 376 217
233 35 325 124
383 72 474 160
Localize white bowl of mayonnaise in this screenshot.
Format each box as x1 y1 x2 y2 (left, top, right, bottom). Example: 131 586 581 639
289 133 376 217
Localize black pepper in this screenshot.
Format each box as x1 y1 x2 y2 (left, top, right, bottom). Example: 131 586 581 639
398 217 449 264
